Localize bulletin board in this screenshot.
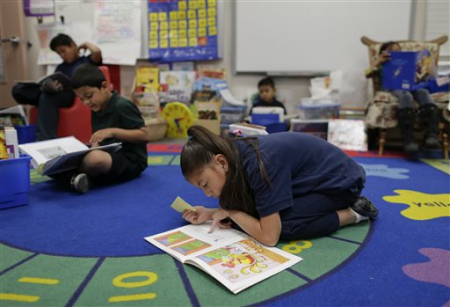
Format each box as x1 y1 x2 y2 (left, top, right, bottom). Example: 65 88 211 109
147 0 219 62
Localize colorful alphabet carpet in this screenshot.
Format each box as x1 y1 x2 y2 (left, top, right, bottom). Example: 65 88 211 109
0 144 449 307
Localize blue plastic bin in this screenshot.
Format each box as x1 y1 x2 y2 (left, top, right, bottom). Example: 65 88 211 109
0 156 31 210
14 125 36 144
265 123 289 134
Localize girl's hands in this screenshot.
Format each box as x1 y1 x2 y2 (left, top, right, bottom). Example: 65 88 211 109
182 206 215 225
209 209 233 233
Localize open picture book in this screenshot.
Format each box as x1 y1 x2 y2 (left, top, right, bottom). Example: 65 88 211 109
382 50 436 91
228 123 269 137
17 72 72 90
19 136 121 176
145 199 302 294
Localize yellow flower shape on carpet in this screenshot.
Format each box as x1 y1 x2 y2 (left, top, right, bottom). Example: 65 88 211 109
384 190 450 220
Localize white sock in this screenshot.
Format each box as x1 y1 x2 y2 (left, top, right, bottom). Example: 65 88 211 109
350 208 369 224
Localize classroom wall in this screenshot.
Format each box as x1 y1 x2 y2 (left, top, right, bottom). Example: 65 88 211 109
24 1 427 112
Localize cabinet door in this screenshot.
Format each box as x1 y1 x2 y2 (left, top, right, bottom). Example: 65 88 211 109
0 0 28 109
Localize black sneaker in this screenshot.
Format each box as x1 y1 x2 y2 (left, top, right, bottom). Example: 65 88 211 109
70 173 91 194
351 197 378 220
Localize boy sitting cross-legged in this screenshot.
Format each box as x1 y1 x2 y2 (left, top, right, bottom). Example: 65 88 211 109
59 63 150 193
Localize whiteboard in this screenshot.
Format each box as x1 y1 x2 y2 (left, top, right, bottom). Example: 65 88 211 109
234 0 412 75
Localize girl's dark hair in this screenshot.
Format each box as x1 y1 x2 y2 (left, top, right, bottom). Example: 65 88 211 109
70 64 106 89
181 125 269 217
379 41 400 55
50 34 75 51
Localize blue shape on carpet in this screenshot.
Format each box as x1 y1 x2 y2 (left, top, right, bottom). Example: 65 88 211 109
0 165 217 257
360 163 410 179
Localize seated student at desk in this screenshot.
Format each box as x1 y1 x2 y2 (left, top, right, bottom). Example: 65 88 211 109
249 77 287 115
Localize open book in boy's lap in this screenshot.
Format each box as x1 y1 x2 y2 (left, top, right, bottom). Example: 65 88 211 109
13 72 72 106
145 222 302 294
19 136 121 176
18 72 71 92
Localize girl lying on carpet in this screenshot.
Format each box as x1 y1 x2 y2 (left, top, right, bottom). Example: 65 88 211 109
180 126 378 246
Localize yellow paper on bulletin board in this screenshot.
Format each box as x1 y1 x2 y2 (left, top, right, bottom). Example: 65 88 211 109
136 67 159 92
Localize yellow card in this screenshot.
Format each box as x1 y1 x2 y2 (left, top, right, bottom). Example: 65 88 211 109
179 38 188 47
170 197 197 213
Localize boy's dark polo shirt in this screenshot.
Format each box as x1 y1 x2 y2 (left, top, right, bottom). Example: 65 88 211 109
56 56 96 77
92 92 147 170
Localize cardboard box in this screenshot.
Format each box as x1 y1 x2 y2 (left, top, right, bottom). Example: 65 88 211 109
195 119 221 135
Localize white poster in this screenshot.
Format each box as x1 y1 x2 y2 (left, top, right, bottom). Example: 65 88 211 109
35 21 94 66
35 22 68 65
93 1 141 66
327 119 368 152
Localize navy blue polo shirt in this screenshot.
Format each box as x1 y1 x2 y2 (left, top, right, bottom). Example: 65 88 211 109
55 56 96 77
91 92 147 170
234 132 365 218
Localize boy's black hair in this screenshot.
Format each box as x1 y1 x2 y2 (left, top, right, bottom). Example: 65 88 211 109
50 34 75 51
258 77 275 89
70 64 106 90
379 41 400 54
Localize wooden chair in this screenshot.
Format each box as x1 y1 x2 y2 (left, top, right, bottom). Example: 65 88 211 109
361 36 449 159
29 66 111 144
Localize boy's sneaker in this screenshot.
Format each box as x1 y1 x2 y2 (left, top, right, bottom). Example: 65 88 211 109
70 173 91 194
351 197 378 220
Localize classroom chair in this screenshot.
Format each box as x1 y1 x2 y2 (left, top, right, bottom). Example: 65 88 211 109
29 66 111 144
361 35 449 159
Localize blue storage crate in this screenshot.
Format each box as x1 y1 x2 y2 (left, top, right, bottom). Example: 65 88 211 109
251 113 281 126
265 123 289 134
14 125 36 144
296 104 340 120
0 156 31 210
221 106 247 124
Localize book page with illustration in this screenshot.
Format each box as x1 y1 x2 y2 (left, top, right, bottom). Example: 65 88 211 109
19 136 121 175
19 137 88 168
145 222 302 294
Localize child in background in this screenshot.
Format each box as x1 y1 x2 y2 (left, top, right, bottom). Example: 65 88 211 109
249 77 287 115
365 41 441 154
55 64 150 193
180 126 378 246
12 34 102 141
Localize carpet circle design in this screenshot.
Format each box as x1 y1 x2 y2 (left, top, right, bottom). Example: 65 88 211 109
0 160 372 305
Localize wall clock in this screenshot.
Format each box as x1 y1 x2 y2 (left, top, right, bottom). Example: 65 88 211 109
161 102 194 138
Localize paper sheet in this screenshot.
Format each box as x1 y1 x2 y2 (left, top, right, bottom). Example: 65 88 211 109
170 197 196 213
